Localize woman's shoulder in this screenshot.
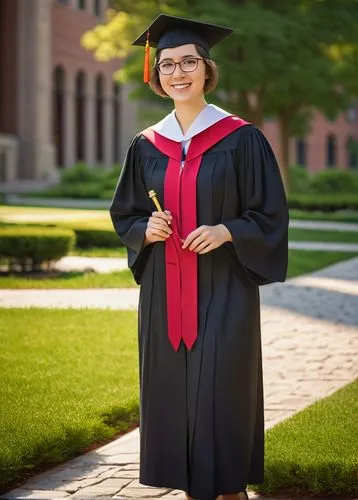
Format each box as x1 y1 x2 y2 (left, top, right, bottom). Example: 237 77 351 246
226 120 270 147
126 132 153 155
127 131 164 160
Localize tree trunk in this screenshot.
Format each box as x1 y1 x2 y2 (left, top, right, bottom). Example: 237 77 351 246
277 113 290 194
239 90 264 129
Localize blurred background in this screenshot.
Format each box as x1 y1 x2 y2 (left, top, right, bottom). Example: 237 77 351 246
0 0 358 199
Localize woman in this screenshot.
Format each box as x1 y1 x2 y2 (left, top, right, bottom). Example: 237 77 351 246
110 14 289 500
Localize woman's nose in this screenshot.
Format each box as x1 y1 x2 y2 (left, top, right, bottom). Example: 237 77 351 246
172 63 185 77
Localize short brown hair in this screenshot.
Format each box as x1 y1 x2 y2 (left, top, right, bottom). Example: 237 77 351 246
149 45 219 98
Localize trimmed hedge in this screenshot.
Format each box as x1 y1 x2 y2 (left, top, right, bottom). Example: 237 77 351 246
25 164 122 200
0 226 75 271
288 165 311 194
55 221 122 249
289 165 358 195
71 227 120 248
287 193 358 211
310 169 358 194
0 221 122 250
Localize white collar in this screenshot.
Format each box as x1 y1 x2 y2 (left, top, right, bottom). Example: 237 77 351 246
151 104 232 142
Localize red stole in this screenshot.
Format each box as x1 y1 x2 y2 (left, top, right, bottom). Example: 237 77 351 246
142 116 249 351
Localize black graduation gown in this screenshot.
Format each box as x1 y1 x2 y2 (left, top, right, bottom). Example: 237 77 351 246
110 124 289 499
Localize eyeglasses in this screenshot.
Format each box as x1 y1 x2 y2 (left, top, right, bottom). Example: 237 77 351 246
156 57 205 75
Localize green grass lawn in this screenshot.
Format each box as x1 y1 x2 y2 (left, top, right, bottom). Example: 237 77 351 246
0 270 137 289
290 209 358 223
3 204 358 225
287 250 358 278
0 308 139 489
289 228 358 243
0 205 109 221
69 247 127 258
1 250 357 288
252 380 358 497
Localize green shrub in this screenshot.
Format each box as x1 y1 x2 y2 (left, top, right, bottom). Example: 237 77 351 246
56 220 122 249
102 164 122 186
288 165 312 194
73 227 120 249
60 163 104 184
0 226 75 271
39 183 103 199
23 164 121 200
0 221 122 250
288 166 358 196
100 189 116 200
288 193 358 211
310 169 358 194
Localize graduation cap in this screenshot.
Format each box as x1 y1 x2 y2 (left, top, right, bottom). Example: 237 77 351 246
132 14 233 83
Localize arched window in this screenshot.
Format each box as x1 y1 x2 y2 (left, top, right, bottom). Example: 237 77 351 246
95 73 104 163
326 134 336 168
347 136 358 169
113 82 121 164
75 71 86 162
52 66 65 168
78 0 86 10
296 138 306 167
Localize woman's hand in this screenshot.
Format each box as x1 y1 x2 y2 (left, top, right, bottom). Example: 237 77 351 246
144 211 172 246
182 224 232 254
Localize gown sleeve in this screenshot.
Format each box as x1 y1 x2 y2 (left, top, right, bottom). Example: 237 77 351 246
109 134 151 284
222 125 289 286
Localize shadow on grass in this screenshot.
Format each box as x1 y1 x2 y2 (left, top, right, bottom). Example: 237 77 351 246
0 270 85 280
251 381 358 498
0 402 139 493
252 461 358 498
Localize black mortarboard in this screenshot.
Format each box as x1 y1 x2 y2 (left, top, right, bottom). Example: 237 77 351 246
132 14 233 83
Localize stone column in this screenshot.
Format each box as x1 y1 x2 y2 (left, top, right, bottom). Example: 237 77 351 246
63 73 76 169
120 84 139 162
103 86 114 167
100 0 109 20
84 75 96 166
17 0 57 180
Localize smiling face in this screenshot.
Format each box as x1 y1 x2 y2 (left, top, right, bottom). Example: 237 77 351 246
157 44 207 104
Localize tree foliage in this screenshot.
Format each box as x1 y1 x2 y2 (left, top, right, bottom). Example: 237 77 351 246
82 0 358 191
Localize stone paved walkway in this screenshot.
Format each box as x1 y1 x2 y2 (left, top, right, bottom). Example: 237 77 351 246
0 288 139 310
289 219 358 232
1 258 357 499
288 241 358 251
54 256 128 274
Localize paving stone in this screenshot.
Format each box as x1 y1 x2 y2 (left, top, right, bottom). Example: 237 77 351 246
54 256 128 274
0 289 139 310
70 478 132 497
112 470 139 479
25 466 116 484
121 464 140 471
117 488 171 498
100 454 140 465
0 489 70 499
160 490 184 498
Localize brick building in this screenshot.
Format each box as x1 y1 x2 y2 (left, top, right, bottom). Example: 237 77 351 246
0 0 137 186
264 109 358 172
0 0 357 188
